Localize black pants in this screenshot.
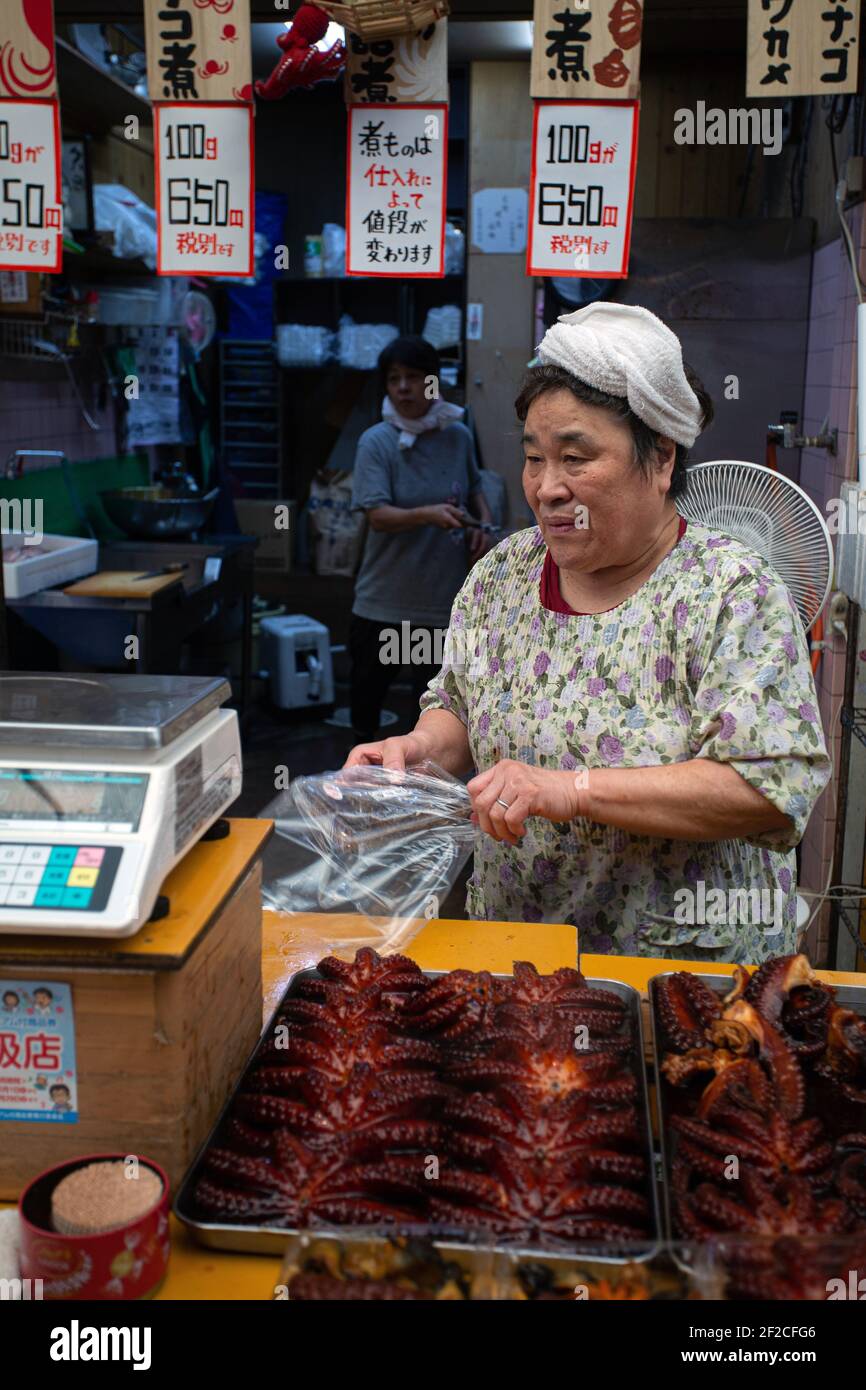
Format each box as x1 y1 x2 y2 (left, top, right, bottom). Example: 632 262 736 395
349 614 442 738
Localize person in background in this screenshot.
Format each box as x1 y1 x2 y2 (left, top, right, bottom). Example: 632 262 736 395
349 335 494 739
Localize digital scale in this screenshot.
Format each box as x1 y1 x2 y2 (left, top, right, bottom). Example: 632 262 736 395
0 674 242 938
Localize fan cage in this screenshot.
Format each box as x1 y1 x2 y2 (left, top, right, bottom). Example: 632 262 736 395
677 460 833 633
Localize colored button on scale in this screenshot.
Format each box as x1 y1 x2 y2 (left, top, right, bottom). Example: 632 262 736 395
34 886 63 907
67 867 98 888
74 847 105 867
48 847 76 866
60 887 92 908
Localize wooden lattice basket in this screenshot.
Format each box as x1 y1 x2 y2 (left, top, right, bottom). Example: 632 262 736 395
316 0 449 41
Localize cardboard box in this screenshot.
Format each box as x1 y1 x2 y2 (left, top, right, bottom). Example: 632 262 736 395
234 499 294 575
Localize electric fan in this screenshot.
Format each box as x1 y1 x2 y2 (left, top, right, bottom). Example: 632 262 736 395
676 460 833 632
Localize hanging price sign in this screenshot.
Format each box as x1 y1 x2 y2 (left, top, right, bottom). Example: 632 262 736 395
346 103 447 277
154 102 254 276
527 99 638 279
0 99 62 272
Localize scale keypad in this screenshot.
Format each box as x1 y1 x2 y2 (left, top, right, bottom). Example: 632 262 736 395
0 844 122 911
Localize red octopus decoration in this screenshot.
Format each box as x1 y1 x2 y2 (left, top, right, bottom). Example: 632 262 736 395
254 4 345 101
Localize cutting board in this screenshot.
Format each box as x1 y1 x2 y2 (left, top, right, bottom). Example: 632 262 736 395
63 570 184 598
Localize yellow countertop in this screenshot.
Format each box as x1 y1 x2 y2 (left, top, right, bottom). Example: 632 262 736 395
157 913 866 1301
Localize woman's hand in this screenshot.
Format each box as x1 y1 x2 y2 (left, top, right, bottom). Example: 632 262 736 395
468 760 589 845
422 503 466 531
466 525 492 562
344 731 435 770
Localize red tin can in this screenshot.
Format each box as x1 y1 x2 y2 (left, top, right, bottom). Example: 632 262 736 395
19 1154 170 1300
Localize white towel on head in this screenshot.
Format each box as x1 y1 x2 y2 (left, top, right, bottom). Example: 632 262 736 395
535 302 703 447
382 395 464 450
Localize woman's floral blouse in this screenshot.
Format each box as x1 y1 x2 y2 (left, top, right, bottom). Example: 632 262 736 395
419 523 831 963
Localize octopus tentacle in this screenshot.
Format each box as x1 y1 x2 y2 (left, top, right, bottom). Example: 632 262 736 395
656 972 722 1051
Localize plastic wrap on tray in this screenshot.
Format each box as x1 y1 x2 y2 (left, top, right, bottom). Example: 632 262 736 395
260 761 476 959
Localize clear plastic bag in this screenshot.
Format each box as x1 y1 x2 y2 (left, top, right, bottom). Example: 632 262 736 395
275 323 334 367
337 314 399 370
260 761 475 957
92 184 158 269
421 304 462 349
322 222 346 277
444 221 465 275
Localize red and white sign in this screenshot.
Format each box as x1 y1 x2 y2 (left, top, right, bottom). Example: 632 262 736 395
346 103 447 278
154 102 254 276
527 99 638 279
0 98 62 272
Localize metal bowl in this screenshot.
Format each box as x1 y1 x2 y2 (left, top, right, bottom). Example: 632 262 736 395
100 486 219 539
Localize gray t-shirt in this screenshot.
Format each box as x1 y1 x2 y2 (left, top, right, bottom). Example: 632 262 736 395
351 419 482 627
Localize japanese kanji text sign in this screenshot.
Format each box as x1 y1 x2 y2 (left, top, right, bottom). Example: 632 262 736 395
747 0 860 95
527 100 639 279
0 979 78 1123
144 0 252 103
155 103 254 275
345 21 448 104
0 99 62 272
346 103 447 277
531 0 642 101
0 0 56 99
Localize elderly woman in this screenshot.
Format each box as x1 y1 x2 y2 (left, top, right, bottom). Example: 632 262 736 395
347 304 831 962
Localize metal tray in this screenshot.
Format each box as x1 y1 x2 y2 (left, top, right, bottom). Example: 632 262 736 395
648 970 866 1245
175 968 663 1268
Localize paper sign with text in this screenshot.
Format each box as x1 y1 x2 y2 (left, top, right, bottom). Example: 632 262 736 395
527 99 638 279
155 102 254 276
144 0 252 103
346 103 447 277
0 979 77 1123
0 98 62 272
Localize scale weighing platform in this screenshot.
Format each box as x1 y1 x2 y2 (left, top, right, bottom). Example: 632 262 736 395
0 673 242 938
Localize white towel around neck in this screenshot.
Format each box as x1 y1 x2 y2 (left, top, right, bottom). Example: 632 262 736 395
382 395 465 450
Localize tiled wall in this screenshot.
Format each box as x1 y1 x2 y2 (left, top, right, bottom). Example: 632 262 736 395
799 204 863 962
0 375 116 464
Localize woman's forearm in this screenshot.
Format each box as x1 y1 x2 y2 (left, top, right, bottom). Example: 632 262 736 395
367 504 431 533
414 708 474 777
584 759 793 842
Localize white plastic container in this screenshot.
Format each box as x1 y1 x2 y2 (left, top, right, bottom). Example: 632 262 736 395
1 533 98 599
259 614 334 710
